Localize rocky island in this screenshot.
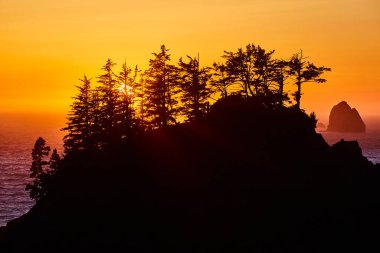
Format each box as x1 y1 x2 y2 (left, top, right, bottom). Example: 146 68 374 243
0 97 379 252
0 44 375 252
327 101 366 132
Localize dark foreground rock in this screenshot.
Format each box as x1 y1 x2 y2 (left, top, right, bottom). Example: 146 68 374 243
0 97 379 252
327 101 366 132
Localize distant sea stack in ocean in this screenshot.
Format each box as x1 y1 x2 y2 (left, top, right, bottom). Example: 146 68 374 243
327 101 366 132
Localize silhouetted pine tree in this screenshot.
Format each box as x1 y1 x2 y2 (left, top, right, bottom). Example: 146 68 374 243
178 56 211 121
270 59 290 107
116 62 140 139
26 137 51 201
223 44 275 98
210 62 235 99
48 148 61 173
62 75 94 152
89 89 102 148
135 73 149 130
289 50 331 108
144 45 179 127
254 45 275 97
97 59 119 144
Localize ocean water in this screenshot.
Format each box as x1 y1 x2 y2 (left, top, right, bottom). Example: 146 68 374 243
321 132 380 164
0 113 64 227
0 114 379 227
319 116 380 164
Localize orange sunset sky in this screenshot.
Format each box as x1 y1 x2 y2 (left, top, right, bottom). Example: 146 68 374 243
1 0 379 120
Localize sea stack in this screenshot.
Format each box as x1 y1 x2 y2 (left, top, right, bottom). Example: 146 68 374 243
327 101 365 132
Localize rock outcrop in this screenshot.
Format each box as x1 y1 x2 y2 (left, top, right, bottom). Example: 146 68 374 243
327 101 365 132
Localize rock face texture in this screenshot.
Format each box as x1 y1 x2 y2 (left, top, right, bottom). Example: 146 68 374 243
327 101 365 132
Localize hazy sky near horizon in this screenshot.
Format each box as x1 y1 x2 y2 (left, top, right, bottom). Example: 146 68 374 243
1 0 379 117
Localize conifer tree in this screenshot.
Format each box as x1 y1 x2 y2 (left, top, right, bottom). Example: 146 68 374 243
48 148 61 174
254 45 275 97
62 75 93 152
89 89 102 148
210 62 235 98
270 60 290 107
26 137 51 201
178 56 211 121
97 59 119 144
144 45 179 127
289 50 331 108
135 73 149 130
116 62 139 139
223 44 275 97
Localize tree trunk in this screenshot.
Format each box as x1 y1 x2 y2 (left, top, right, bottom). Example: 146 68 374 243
296 83 301 109
279 80 284 107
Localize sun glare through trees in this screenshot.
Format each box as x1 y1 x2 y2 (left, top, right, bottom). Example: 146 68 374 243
58 43 330 154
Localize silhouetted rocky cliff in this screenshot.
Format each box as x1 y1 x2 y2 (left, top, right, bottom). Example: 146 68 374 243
327 101 366 132
0 96 379 252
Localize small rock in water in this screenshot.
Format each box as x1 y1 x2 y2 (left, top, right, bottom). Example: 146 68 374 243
327 101 366 133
